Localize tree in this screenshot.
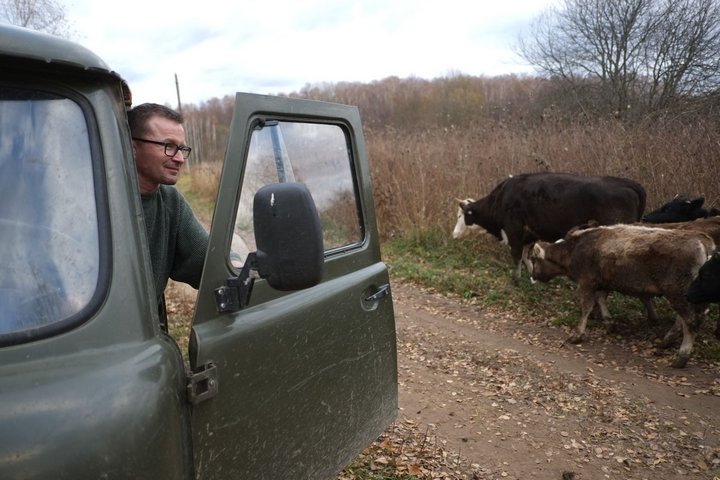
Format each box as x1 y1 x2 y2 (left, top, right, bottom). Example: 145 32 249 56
517 0 720 118
0 0 72 38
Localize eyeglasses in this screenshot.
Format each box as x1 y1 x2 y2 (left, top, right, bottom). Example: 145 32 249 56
132 137 192 159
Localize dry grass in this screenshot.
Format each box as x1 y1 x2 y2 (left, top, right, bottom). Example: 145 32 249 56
366 119 720 240
187 162 221 199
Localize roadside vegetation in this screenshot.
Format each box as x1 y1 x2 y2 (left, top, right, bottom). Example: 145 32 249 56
176 74 720 365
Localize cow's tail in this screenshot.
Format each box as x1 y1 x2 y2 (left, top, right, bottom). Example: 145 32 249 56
631 182 647 221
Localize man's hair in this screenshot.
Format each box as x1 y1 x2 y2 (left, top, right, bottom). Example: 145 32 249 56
127 103 184 137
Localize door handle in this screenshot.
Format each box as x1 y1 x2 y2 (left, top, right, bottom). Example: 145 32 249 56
364 283 391 302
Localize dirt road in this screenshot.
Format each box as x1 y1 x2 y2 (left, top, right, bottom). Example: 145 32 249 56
392 280 720 480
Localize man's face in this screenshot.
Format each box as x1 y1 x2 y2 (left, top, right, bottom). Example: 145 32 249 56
132 115 187 193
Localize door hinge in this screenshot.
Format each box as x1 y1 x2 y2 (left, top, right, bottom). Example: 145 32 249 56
187 362 218 405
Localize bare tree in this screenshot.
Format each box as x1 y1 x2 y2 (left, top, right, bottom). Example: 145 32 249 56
0 0 72 38
517 0 720 118
641 0 720 108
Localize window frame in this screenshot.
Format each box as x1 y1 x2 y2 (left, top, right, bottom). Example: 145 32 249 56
0 80 111 347
227 117 367 270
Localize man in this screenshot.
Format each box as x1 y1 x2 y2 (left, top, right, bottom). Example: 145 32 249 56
127 103 208 321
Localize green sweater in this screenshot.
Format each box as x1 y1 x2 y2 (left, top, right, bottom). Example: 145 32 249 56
141 185 208 301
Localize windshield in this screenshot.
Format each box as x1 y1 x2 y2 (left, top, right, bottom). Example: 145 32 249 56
0 87 99 340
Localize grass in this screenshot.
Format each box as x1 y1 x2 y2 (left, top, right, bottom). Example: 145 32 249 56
382 228 580 324
176 170 217 224
383 227 720 362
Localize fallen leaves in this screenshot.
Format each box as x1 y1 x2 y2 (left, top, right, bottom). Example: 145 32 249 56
390 280 720 479
339 419 485 479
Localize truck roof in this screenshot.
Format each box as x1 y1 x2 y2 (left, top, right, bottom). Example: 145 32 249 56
0 23 120 79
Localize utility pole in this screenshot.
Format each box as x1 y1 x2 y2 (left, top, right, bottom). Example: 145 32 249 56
175 73 182 114
174 73 190 169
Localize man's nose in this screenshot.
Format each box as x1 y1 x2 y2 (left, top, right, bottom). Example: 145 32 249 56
170 150 185 163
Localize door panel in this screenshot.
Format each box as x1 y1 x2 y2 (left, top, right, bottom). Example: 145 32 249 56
191 93 397 480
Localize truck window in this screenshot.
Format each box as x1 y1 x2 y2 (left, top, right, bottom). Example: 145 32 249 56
0 87 99 341
231 121 362 263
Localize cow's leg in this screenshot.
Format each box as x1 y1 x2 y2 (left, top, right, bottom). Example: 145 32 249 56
665 298 702 368
672 314 695 368
659 316 682 348
568 288 596 344
595 291 615 331
505 225 526 286
511 260 522 286
509 243 524 286
639 296 658 325
595 292 611 319
658 297 691 347
521 243 536 284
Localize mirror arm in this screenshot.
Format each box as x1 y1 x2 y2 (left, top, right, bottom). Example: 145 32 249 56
214 252 260 313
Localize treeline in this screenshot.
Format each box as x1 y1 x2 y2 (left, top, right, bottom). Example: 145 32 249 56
182 74 720 239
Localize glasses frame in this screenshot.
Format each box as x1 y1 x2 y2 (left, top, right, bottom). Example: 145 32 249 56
132 137 192 159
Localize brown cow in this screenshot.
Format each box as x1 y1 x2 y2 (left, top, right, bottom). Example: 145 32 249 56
529 224 713 368
647 216 720 243
644 216 720 339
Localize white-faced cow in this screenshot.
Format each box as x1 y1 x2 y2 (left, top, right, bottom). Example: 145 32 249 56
529 225 714 368
643 195 720 223
453 172 646 284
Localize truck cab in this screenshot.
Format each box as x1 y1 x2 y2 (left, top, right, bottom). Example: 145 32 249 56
0 24 397 479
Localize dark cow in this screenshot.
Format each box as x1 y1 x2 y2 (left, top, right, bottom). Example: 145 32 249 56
687 251 720 303
688 251 720 304
529 224 713 368
643 195 720 223
453 172 646 284
686 251 720 339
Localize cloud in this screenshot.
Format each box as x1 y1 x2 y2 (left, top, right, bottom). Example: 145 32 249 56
65 0 551 106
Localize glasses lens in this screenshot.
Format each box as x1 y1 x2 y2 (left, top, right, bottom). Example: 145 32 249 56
163 143 191 159
164 143 180 157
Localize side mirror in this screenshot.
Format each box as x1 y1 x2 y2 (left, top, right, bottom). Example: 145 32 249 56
253 182 324 290
215 183 324 312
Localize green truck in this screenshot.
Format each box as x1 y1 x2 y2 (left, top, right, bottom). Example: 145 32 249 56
0 24 398 479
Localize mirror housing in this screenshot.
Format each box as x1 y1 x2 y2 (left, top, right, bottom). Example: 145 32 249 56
215 183 324 312
253 182 324 290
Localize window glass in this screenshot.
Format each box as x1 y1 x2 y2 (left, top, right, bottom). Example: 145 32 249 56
232 121 362 264
0 87 99 336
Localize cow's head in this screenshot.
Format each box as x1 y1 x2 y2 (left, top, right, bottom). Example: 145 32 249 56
643 195 707 223
452 198 480 239
528 241 565 282
687 250 720 304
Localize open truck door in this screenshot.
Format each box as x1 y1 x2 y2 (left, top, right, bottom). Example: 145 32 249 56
189 93 398 479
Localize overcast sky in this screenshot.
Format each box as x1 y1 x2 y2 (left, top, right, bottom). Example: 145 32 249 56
64 0 554 106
